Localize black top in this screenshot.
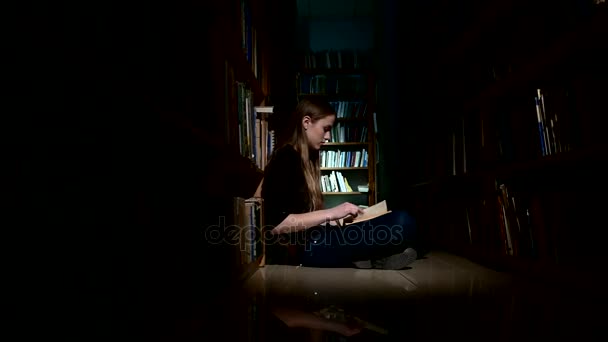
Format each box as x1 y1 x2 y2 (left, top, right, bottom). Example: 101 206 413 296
262 144 311 264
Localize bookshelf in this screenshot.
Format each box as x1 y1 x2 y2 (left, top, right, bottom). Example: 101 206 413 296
296 57 377 207
413 1 608 288
212 0 278 283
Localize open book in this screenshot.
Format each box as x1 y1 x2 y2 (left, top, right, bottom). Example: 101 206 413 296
338 200 391 226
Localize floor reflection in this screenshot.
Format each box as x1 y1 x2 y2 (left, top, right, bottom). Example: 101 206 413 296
258 302 393 341
239 251 607 342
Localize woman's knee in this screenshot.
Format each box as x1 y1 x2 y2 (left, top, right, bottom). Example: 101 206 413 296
388 210 418 241
391 210 416 227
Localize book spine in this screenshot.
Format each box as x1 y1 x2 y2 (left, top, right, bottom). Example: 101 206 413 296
535 96 546 156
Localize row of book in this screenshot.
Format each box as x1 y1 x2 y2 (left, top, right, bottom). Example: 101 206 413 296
238 0 262 80
233 197 263 266
444 85 578 177
236 86 275 170
329 101 368 119
321 149 368 168
534 88 571 157
299 49 372 70
321 171 353 193
252 106 275 170
495 183 536 258
329 123 368 143
459 182 538 259
236 82 254 160
298 74 368 95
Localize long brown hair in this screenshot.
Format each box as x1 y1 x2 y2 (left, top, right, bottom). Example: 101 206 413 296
285 96 336 211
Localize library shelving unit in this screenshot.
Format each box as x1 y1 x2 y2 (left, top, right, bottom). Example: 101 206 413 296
210 0 279 284
208 1 280 338
296 58 377 208
412 0 608 290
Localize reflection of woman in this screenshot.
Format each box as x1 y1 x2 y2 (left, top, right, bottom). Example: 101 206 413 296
262 96 420 268
271 307 362 338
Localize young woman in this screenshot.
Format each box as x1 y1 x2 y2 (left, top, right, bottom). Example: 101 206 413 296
262 96 420 269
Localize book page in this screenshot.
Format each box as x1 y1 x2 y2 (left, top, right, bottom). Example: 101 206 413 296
341 200 390 225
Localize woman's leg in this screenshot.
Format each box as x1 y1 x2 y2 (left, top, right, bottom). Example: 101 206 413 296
298 224 360 267
346 209 418 261
298 210 419 267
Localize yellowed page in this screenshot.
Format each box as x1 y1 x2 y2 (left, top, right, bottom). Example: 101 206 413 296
340 200 390 225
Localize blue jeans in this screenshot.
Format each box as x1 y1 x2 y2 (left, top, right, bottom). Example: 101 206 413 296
298 210 419 268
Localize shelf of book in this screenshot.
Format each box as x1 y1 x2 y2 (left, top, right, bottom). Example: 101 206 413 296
231 196 266 281
412 2 608 287
490 144 608 179
296 61 377 207
323 142 369 146
217 0 279 284
321 167 367 171
319 139 374 206
298 68 374 75
462 5 607 113
322 192 365 196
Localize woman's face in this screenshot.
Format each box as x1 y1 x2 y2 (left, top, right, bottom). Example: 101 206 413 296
304 114 335 151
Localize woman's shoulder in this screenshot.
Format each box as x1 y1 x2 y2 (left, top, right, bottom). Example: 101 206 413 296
269 144 299 163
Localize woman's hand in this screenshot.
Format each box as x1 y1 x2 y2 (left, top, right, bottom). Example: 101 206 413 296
329 202 364 221
273 203 364 234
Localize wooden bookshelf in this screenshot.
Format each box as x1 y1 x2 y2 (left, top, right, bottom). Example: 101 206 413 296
335 117 369 123
297 63 377 207
210 0 280 283
322 192 365 195
412 2 608 287
323 142 369 146
221 15 266 101
297 93 374 101
491 143 608 178
298 68 375 75
462 7 607 113
431 0 518 70
321 167 367 171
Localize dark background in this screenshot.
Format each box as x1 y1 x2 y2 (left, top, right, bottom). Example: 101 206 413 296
7 0 605 340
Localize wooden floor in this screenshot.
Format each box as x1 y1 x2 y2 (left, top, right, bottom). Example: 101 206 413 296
238 250 607 341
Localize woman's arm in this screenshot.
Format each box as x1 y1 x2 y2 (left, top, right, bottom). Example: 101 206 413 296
270 202 363 235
